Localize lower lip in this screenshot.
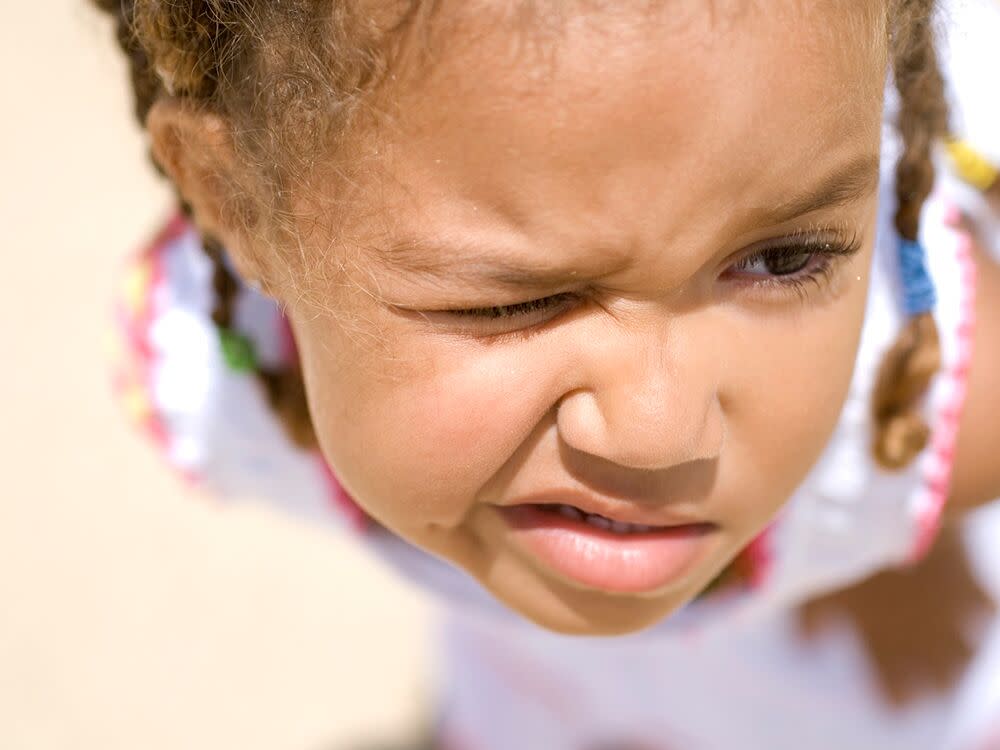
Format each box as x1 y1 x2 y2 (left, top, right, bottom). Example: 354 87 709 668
497 505 716 594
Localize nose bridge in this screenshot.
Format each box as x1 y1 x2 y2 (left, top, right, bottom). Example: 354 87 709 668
557 316 723 471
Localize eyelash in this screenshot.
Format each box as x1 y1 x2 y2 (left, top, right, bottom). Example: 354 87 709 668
440 232 861 324
443 293 579 320
724 233 862 298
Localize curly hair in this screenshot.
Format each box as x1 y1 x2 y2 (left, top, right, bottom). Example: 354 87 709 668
92 0 949 466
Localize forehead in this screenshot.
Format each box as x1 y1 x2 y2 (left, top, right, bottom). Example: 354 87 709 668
333 0 887 277
380 0 887 137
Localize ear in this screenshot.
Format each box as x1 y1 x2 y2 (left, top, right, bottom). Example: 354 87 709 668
147 98 266 286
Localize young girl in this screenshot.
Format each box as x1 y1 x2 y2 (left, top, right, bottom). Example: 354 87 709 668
97 0 1000 747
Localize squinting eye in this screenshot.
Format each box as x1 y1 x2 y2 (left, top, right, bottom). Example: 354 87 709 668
446 293 575 320
425 292 579 337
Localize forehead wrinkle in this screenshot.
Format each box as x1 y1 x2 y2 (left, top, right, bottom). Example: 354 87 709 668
371 231 632 289
368 152 880 291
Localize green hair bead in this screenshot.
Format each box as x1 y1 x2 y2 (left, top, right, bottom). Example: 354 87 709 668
219 328 258 373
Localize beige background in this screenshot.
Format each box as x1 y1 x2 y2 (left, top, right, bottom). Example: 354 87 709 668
0 5 432 749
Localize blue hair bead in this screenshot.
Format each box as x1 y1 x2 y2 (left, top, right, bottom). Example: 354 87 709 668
898 238 936 316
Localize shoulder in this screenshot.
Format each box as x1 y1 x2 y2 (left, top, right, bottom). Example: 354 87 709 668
948 219 1000 512
935 0 1000 511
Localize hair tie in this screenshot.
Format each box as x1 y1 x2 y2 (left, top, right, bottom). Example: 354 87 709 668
898 237 936 316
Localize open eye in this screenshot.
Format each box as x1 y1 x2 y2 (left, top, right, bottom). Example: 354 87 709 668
723 233 863 293
719 233 864 301
729 246 817 278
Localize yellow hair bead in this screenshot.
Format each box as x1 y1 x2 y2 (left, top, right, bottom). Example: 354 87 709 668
946 139 999 191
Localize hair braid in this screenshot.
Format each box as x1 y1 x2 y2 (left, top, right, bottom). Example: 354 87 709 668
871 0 949 470
202 239 319 449
197 235 320 449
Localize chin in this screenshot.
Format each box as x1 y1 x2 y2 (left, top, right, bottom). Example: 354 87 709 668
484 572 698 637
449 534 713 636
532 596 693 637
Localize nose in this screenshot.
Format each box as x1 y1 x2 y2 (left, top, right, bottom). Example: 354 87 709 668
556 319 725 471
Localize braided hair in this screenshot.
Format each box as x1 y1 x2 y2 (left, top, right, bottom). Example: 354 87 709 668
873 0 949 469
92 0 950 469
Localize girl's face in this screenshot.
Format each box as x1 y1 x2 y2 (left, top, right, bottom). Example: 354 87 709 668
285 0 886 634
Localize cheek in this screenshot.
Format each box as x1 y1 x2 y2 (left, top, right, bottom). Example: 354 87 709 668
295 321 554 531
722 275 869 523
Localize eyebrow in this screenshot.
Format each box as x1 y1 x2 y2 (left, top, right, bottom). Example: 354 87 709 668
754 153 881 226
378 153 882 289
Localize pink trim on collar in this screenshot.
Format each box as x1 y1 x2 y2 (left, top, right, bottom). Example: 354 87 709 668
908 217 978 563
745 524 775 589
112 211 198 485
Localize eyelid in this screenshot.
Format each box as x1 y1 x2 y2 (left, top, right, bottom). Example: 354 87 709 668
406 292 581 343
726 227 862 266
433 291 578 325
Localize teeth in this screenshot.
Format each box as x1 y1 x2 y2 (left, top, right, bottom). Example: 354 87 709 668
557 504 584 521
549 504 657 534
585 513 655 534
585 514 613 530
609 520 632 534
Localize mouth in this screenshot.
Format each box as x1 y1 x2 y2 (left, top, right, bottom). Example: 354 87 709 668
538 503 675 534
496 500 718 595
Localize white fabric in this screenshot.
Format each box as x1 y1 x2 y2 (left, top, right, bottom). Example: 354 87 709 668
145 231 339 526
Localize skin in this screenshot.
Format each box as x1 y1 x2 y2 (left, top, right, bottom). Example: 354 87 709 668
149 0 1000 636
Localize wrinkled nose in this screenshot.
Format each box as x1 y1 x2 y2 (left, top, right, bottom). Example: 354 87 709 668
556 322 725 471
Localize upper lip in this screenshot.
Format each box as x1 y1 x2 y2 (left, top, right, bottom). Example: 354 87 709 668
501 490 710 528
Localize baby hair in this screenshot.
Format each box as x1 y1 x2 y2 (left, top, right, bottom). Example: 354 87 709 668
94 0 949 468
